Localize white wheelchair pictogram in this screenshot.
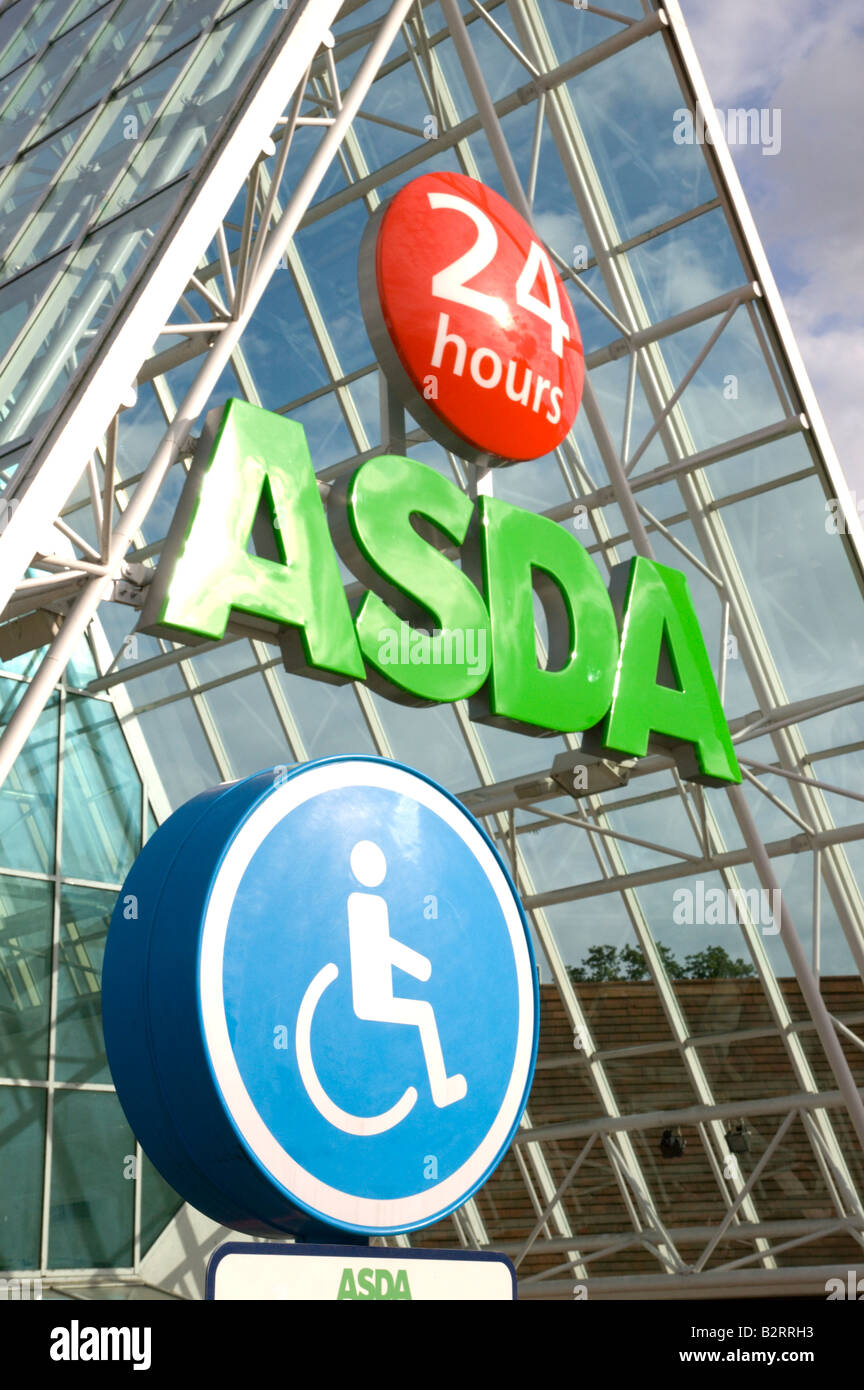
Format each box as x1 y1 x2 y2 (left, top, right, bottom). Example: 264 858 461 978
295 839 467 1136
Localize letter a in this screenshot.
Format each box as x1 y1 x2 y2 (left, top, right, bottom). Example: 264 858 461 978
585 556 740 785
141 399 364 684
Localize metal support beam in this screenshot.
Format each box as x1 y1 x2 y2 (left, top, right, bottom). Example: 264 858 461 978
0 0 417 789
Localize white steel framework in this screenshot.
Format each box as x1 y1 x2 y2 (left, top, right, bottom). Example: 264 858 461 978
0 0 862 1299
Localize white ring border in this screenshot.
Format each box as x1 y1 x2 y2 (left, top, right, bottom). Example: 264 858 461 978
198 759 536 1230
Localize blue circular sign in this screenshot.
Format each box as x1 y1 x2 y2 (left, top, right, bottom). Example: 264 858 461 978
102 757 538 1236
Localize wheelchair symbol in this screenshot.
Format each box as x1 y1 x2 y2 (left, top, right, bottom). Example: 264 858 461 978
295 839 467 1136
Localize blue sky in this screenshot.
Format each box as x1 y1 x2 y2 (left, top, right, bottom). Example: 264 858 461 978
680 0 863 490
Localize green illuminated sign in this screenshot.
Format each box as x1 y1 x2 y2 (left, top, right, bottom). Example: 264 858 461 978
141 398 740 786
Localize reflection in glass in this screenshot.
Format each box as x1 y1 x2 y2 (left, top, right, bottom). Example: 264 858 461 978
49 1089 134 1269
0 1086 44 1269
62 695 140 884
55 886 115 1085
0 683 57 873
0 876 52 1080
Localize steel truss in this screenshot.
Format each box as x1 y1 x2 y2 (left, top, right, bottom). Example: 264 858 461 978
1 1 863 1298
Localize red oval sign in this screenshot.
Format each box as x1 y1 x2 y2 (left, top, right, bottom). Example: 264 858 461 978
359 172 584 465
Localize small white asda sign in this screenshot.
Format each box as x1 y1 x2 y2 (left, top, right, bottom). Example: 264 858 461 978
207 1243 516 1301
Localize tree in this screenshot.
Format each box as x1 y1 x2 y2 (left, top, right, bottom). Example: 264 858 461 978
683 945 755 979
619 942 686 980
568 944 621 982
567 941 754 982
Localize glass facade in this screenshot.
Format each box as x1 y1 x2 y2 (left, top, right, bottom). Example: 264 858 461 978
1 0 863 1298
0 645 180 1279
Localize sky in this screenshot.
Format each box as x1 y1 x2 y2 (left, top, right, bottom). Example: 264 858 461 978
679 0 863 492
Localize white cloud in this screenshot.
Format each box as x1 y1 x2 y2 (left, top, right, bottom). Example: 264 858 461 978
678 0 826 102
679 0 863 485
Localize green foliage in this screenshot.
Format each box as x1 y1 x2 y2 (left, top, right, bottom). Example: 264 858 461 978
682 945 755 979
568 941 755 982
568 945 619 982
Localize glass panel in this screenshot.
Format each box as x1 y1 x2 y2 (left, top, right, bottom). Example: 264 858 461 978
296 201 374 377
747 1112 840 1230
370 696 477 791
135 697 220 810
245 275 333 405
0 441 30 486
55 885 115 1085
290 390 356 471
349 59 427 171
0 0 100 84
97 626 187 705
0 1 286 447
62 694 141 883
131 0 252 74
0 184 180 450
696 1022 802 1109
473 720 567 781
628 1124 730 1226
101 3 278 225
202 673 291 777
49 1089 134 1269
606 786 703 871
653 308 787 460
273 673 377 760
3 3 278 276
139 1150 182 1257
493 449 573 511
0 2 35 83
240 268 330 410
113 388 172 485
0 682 57 873
518 813 607 897
0 1086 44 1269
563 32 717 241
0 112 92 245
541 0 646 49
185 639 255 685
66 634 99 689
23 0 173 153
703 430 816 501
634 873 764 1021
626 208 747 327
721 475 864 702
0 8 106 163
0 875 52 1079
345 369 380 451
543 893 638 976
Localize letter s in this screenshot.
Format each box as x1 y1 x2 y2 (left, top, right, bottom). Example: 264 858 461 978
546 385 564 425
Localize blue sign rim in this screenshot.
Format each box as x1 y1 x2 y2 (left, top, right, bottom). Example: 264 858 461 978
104 754 539 1238
198 755 540 1234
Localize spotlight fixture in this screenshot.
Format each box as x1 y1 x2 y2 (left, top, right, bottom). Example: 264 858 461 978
725 1123 751 1156
660 1127 686 1159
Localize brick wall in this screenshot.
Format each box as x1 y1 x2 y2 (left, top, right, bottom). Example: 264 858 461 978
414 977 864 1289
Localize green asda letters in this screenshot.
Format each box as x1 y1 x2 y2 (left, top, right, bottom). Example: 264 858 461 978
141 399 740 785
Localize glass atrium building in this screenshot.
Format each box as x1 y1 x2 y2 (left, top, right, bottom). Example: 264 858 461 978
1 0 863 1300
